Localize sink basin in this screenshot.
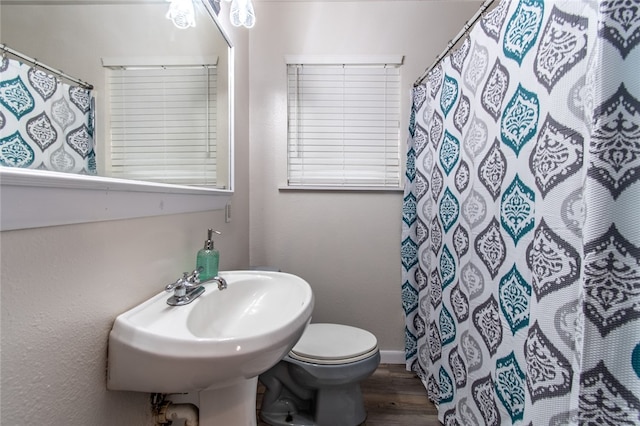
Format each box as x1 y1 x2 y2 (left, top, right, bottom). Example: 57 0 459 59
107 270 314 394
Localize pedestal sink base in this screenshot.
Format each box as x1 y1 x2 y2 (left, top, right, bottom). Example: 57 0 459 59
199 378 259 426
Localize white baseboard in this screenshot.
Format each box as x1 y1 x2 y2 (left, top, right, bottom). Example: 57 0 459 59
379 350 405 364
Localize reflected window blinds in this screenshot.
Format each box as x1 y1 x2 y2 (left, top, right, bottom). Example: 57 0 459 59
108 66 217 186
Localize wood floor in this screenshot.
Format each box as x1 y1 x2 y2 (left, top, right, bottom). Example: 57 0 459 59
256 364 442 426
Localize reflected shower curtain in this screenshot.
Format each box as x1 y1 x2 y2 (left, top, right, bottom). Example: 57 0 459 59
401 0 640 424
0 57 96 174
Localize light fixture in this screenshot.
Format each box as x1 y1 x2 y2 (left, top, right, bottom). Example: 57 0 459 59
166 0 196 29
225 0 255 28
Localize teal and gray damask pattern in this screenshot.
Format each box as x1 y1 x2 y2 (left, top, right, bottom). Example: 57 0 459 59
0 57 96 174
402 0 640 424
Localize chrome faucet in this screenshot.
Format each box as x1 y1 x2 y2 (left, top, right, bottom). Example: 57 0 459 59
206 276 228 290
165 271 205 306
165 269 227 306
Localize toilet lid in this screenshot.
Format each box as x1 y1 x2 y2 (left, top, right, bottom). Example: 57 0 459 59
289 323 378 365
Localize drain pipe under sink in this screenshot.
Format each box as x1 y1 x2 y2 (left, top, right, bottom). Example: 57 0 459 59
156 401 199 426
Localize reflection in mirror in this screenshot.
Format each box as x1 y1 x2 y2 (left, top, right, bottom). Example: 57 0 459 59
0 0 232 190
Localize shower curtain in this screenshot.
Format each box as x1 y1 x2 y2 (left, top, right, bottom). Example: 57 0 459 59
0 57 96 174
401 0 640 424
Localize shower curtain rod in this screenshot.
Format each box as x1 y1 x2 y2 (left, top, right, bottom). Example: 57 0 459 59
1 44 94 90
413 0 496 87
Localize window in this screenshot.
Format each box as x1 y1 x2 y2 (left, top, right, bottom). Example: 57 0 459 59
106 62 218 186
286 57 402 189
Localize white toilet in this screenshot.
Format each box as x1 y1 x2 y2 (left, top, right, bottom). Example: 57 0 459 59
258 323 380 426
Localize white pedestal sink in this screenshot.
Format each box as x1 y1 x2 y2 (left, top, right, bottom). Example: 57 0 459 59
107 271 314 425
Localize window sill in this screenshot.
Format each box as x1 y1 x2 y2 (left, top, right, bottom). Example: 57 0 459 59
279 185 403 192
0 168 232 231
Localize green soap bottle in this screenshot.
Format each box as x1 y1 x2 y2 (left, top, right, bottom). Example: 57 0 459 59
196 229 220 281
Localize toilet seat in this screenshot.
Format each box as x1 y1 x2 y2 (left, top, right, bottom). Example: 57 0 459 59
289 323 379 365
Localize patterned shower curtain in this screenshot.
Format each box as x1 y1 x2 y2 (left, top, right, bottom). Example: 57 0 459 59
401 0 640 424
0 57 96 174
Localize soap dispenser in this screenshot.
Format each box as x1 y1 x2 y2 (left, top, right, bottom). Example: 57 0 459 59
196 229 220 281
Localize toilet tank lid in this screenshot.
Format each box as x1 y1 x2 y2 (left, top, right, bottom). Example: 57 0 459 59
290 323 378 361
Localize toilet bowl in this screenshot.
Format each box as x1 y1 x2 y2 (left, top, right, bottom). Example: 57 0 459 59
258 323 380 426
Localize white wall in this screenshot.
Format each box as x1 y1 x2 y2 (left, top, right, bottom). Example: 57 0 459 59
1 0 484 422
0 11 251 426
249 0 482 351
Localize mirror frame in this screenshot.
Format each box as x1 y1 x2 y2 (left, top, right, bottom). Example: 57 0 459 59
0 0 234 231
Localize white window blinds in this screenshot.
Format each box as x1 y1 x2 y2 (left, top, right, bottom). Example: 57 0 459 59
107 66 217 186
287 62 401 188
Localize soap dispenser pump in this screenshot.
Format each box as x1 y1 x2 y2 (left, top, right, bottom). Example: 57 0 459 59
196 229 220 281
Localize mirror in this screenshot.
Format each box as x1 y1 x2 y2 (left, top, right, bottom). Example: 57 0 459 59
0 0 232 190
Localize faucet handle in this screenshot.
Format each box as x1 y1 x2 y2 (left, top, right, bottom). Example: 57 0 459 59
165 272 190 292
165 278 182 292
186 267 203 284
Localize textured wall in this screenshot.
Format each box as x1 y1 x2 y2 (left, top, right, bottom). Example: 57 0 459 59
0 13 251 426
248 0 482 352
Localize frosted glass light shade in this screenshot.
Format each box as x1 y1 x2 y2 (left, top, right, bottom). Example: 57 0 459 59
166 0 196 29
229 0 255 28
